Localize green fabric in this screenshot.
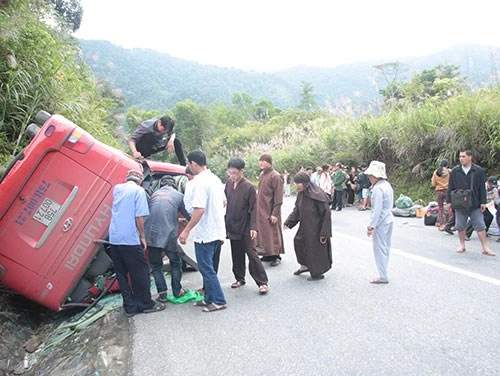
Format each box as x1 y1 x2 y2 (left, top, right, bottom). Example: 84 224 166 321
167 289 204 304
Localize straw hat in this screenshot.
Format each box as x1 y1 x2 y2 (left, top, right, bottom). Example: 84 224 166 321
364 161 387 179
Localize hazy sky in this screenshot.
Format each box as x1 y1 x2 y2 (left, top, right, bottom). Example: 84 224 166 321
74 0 500 72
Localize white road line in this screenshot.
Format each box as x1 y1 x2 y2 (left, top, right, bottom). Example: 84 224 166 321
335 232 500 286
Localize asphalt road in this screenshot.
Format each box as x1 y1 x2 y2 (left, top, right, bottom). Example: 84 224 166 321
131 196 500 376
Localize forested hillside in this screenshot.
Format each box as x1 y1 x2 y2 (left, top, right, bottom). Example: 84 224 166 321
78 39 500 111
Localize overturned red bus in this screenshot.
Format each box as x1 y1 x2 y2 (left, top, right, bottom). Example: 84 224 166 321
0 112 191 311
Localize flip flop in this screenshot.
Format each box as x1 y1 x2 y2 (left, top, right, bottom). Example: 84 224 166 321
231 280 246 288
143 302 166 313
174 288 187 298
202 303 227 313
258 285 269 294
193 300 207 307
482 250 496 256
369 279 389 284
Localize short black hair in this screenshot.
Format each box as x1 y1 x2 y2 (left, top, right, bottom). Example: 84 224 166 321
160 116 174 132
159 175 176 188
460 149 473 157
187 150 207 166
228 157 245 170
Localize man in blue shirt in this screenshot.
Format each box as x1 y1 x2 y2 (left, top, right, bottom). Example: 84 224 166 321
109 170 165 317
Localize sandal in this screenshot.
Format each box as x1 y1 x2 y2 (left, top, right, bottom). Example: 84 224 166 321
369 278 389 284
143 301 166 313
202 303 227 313
231 280 246 288
174 288 187 298
193 300 207 307
482 249 496 256
156 293 168 303
258 285 269 294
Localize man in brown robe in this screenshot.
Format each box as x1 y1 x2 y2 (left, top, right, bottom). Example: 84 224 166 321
225 157 269 294
256 153 285 266
284 171 332 281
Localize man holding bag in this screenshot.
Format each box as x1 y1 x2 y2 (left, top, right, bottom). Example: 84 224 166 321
446 149 495 256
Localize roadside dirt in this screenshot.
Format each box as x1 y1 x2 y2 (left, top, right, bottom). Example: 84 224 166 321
0 289 131 376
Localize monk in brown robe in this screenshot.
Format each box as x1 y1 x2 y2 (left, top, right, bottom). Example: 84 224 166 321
256 153 285 266
225 157 269 294
284 171 332 281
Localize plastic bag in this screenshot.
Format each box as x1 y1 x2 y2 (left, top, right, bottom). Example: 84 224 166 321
395 194 413 209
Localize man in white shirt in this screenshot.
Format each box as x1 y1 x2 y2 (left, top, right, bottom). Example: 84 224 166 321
179 150 227 312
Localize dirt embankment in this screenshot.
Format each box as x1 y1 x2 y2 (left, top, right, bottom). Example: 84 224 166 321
0 289 131 376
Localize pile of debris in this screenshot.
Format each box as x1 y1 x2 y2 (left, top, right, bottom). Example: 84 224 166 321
0 289 131 375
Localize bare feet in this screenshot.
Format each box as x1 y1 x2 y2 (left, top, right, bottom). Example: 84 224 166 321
456 246 466 253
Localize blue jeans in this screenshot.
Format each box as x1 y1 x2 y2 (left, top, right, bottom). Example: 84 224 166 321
195 241 226 305
149 246 183 297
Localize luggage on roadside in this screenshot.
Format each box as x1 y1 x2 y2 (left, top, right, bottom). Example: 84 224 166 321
395 194 413 209
391 204 423 217
423 203 439 226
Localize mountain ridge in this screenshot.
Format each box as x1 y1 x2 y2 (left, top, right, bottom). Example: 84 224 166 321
78 40 500 110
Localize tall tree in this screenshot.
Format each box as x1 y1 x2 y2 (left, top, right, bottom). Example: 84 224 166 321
45 0 83 31
173 100 213 153
254 98 279 122
374 61 407 104
298 81 318 111
231 92 254 126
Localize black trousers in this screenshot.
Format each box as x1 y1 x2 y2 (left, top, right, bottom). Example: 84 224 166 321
110 244 154 314
331 190 343 210
135 133 186 166
231 237 269 286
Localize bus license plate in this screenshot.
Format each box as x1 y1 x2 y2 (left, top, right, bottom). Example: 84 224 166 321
33 197 61 226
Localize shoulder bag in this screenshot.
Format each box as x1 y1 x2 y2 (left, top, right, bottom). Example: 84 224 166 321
450 171 474 210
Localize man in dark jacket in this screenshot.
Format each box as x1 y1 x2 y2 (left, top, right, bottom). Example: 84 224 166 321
128 115 186 165
225 157 269 294
446 149 495 256
145 175 191 302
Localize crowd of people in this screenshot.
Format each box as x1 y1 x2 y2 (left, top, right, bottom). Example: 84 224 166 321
300 162 371 211
109 117 497 316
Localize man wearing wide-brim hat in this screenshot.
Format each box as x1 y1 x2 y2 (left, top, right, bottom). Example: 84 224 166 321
365 161 394 284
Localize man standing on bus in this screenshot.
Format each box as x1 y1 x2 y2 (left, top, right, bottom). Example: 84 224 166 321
128 115 186 166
